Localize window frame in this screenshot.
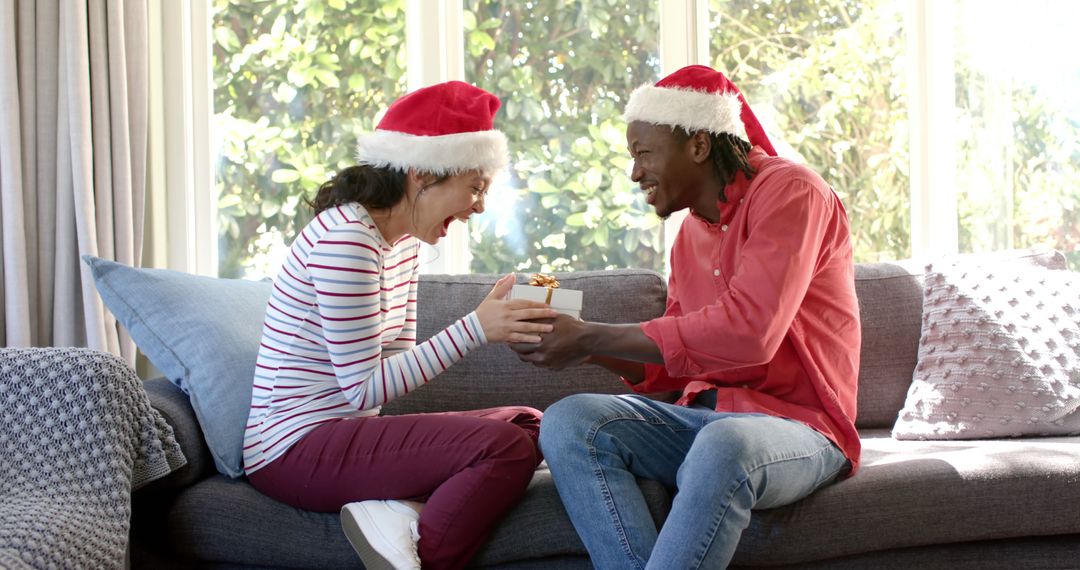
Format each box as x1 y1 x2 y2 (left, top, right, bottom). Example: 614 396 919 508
147 0 957 276
147 0 215 275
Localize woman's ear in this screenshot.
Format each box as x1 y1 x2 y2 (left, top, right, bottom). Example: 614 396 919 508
689 131 712 164
404 169 437 200
407 168 439 188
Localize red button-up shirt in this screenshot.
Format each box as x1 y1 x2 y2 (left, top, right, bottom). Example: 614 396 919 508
635 148 862 475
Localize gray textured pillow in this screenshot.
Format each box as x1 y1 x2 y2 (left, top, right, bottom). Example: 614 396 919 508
893 263 1080 439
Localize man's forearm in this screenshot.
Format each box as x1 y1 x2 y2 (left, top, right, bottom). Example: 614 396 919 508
582 322 665 365
587 355 647 384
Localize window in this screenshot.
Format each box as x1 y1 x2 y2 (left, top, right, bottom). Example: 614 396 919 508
953 0 1080 268
194 1 1078 279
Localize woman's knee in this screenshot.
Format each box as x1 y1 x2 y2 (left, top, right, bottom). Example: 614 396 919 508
506 405 543 439
483 420 540 470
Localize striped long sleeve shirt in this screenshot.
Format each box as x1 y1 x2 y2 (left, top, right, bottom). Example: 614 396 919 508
243 202 487 474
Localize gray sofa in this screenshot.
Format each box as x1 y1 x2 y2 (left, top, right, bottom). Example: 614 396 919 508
131 258 1080 569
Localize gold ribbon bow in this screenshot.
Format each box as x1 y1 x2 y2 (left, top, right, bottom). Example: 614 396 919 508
529 273 560 304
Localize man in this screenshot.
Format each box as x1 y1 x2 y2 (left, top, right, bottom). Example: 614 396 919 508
512 65 862 569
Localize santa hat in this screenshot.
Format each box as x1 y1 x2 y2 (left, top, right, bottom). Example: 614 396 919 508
356 81 509 175
623 65 777 156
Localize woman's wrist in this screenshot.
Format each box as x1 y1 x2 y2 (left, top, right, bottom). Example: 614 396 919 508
465 311 489 346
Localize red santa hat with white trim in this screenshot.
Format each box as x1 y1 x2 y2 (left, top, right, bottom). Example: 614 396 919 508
356 81 509 176
623 65 777 157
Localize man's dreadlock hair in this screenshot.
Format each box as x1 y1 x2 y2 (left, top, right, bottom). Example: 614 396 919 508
673 129 756 203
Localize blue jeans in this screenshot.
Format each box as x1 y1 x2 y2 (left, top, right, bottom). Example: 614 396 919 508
539 393 849 569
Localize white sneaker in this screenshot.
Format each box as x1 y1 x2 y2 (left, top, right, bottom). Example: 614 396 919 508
340 500 422 570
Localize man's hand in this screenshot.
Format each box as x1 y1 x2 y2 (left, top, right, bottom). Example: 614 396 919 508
509 313 592 370
511 317 664 374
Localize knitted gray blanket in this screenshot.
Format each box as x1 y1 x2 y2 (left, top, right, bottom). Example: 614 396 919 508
0 347 186 569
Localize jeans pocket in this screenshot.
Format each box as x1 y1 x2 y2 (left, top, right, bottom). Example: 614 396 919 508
614 395 680 427
630 406 669 426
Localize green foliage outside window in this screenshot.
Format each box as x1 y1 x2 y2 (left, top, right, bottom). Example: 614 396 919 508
710 0 911 262
463 1 664 274
953 30 1080 270
212 0 406 278
710 0 1078 267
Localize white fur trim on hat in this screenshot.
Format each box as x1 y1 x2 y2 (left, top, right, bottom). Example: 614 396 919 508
355 129 509 175
623 84 744 137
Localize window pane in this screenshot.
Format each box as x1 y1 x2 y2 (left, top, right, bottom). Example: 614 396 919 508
954 0 1080 270
212 0 407 278
709 0 909 262
463 1 663 274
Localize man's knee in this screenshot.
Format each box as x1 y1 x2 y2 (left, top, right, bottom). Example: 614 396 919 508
539 393 613 455
691 417 769 472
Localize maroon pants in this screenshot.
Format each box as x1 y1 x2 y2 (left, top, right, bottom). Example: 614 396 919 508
248 406 543 570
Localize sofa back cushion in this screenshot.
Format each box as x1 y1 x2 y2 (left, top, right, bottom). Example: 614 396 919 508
398 251 1066 426
852 260 928 428
382 269 669 415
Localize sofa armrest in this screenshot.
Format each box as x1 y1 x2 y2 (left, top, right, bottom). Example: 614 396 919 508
137 377 216 492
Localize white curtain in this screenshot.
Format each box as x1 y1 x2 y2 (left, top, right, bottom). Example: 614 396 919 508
0 0 147 361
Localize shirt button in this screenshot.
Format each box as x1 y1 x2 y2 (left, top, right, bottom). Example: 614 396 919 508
713 269 720 276
721 224 729 232
739 198 745 204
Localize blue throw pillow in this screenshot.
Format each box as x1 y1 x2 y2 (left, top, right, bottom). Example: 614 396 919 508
83 256 271 478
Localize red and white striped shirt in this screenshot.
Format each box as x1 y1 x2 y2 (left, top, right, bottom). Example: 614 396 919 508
243 202 486 474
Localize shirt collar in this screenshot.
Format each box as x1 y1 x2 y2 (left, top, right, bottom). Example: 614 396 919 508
719 146 770 206
689 146 771 226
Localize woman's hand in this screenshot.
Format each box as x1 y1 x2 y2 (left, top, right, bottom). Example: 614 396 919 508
475 274 558 343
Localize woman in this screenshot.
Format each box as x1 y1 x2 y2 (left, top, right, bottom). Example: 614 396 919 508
243 81 555 570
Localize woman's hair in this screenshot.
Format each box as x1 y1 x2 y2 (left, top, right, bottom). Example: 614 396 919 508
307 165 455 215
674 129 757 203
307 165 408 215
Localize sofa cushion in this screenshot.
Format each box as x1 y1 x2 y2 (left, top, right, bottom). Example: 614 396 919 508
137 377 216 491
382 270 671 415
84 256 272 478
149 467 670 568
731 431 1080 565
731 535 1080 570
893 263 1080 439
145 431 1080 568
852 248 1069 429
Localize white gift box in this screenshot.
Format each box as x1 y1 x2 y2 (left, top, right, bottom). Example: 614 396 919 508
510 284 583 319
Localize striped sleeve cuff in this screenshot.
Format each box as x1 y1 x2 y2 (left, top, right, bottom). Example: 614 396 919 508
461 311 488 347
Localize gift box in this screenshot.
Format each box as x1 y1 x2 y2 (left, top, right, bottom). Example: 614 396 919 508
510 274 583 319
